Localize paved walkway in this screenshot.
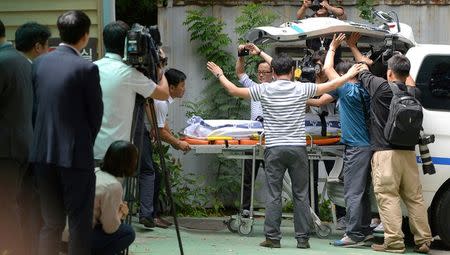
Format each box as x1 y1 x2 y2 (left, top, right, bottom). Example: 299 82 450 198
129 217 450 255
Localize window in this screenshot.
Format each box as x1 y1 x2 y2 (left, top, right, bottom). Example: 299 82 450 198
416 55 450 111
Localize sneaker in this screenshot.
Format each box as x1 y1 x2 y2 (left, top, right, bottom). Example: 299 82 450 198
370 218 381 229
332 235 358 246
241 209 250 218
259 238 281 248
374 222 384 233
414 242 430 254
139 217 155 228
336 216 347 230
297 239 310 249
371 243 405 253
364 234 375 242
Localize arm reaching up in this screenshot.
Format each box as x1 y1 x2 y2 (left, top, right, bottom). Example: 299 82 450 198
346 32 373 66
323 33 345 81
316 63 365 95
207 61 251 99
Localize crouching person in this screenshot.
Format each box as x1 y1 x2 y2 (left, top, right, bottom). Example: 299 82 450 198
92 141 137 254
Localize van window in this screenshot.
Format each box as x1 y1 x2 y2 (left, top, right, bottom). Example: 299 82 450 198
416 55 450 111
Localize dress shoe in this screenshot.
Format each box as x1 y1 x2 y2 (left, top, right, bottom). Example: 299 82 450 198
158 217 173 226
139 217 155 228
154 217 169 229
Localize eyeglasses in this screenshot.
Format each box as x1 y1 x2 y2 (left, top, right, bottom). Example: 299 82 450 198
258 71 271 74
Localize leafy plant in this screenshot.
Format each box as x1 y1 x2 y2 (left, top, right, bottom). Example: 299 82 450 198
318 194 333 222
154 144 214 216
357 0 375 23
182 4 278 212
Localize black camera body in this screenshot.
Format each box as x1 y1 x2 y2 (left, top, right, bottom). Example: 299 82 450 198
310 0 324 12
299 49 316 83
124 23 161 81
238 48 250 57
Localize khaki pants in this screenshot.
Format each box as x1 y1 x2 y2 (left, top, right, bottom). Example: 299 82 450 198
371 150 432 249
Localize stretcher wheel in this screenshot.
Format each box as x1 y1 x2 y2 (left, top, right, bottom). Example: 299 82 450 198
226 218 238 233
238 221 253 236
315 224 331 238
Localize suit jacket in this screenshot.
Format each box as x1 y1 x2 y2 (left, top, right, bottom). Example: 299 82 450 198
30 45 103 170
0 42 33 163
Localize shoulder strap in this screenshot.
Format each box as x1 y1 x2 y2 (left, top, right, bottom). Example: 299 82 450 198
407 86 416 98
388 82 401 95
358 86 370 137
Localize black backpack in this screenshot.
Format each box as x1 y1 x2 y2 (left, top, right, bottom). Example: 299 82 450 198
384 83 423 147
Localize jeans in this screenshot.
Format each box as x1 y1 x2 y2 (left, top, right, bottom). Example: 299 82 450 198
92 224 135 255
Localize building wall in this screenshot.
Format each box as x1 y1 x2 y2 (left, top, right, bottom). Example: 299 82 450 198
158 2 450 207
0 0 104 58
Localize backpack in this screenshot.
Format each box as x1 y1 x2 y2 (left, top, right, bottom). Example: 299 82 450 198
384 83 423 147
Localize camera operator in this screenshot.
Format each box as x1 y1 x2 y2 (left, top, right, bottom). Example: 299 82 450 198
297 0 346 20
236 43 273 217
93 20 169 161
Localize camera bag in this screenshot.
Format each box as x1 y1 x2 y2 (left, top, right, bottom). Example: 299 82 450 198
384 83 423 147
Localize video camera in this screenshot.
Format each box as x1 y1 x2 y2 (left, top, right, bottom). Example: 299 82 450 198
298 48 317 83
124 23 162 81
310 0 324 12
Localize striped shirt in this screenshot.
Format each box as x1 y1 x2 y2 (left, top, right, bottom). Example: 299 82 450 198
249 80 317 147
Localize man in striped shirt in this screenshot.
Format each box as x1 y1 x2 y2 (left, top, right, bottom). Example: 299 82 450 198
207 53 363 249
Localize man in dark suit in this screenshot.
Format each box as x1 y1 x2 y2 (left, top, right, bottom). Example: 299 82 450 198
15 21 51 255
0 18 33 255
31 11 103 255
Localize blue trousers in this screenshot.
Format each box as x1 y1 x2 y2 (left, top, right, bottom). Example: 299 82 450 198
92 224 135 255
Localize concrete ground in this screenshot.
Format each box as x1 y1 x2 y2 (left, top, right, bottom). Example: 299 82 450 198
128 216 450 255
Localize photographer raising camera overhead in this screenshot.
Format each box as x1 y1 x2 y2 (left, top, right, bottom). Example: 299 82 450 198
297 0 346 20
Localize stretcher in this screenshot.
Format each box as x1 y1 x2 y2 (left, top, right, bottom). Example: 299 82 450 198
186 136 344 237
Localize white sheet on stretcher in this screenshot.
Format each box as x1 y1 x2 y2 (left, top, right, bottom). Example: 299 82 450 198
183 116 263 139
183 114 341 139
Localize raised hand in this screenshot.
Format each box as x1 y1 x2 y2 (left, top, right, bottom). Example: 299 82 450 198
302 0 312 8
246 43 262 55
346 32 361 48
206 61 224 78
330 33 346 51
347 63 365 77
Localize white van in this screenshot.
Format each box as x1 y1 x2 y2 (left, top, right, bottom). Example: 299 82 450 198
246 16 450 247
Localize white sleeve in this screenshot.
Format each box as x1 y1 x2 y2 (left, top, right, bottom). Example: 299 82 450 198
299 82 317 98
154 100 167 128
126 67 157 98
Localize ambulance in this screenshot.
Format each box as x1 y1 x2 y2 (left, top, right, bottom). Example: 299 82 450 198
246 13 450 247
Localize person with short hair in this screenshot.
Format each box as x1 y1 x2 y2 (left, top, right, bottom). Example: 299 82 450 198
357 52 433 254
139 68 189 229
235 43 273 215
14 21 51 255
15 22 51 62
308 33 373 246
92 140 137 255
0 18 33 255
93 20 169 161
207 53 363 249
297 0 346 20
31 10 103 255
